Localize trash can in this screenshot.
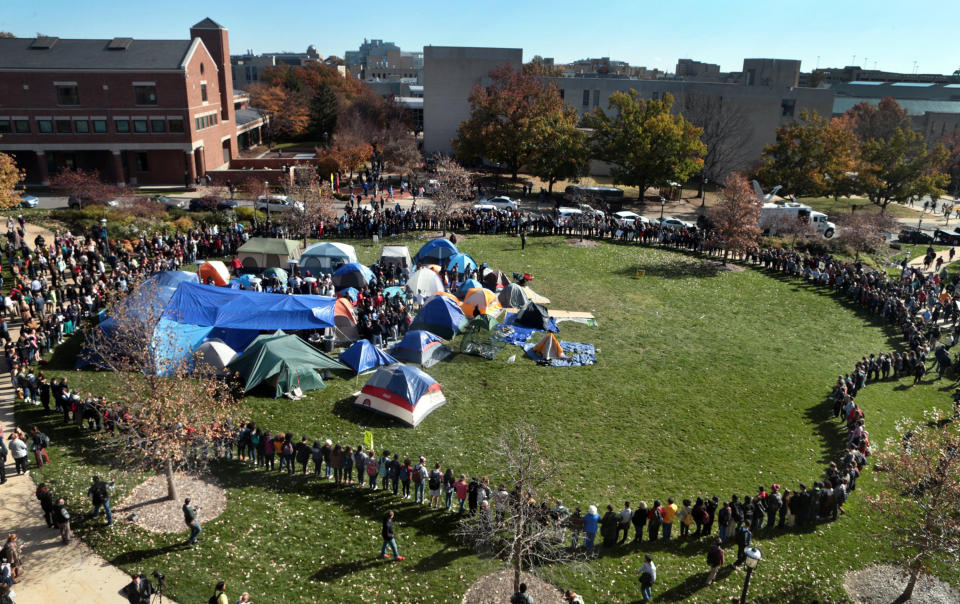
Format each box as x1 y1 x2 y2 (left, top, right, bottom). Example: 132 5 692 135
321 335 335 353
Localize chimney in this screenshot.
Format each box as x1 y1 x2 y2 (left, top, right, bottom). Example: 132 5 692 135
189 18 235 125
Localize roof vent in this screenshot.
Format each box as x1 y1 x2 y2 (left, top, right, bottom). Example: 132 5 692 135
30 36 59 49
107 37 133 50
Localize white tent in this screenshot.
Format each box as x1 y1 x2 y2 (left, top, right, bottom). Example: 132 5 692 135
380 245 412 270
195 340 238 376
299 242 358 275
405 268 445 298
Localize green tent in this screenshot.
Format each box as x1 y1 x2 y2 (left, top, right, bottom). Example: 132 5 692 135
460 314 506 360
227 330 349 397
237 238 302 270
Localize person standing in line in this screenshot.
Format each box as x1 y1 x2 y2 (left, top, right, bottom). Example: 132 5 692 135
661 497 678 540
617 501 633 544
582 505 600 551
734 520 752 566
706 538 725 585
53 497 71 544
35 483 55 528
0 437 6 484
8 435 27 476
638 554 656 602
183 497 201 546
380 510 404 561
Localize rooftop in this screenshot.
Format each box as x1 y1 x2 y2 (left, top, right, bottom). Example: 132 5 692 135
0 36 193 70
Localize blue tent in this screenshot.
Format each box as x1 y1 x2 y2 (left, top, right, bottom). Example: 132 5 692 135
339 340 399 374
415 238 458 265
446 253 478 274
333 262 375 289
458 278 482 297
409 296 468 339
151 318 214 376
163 282 336 330
391 330 452 368
355 364 446 427
152 270 200 289
337 287 359 302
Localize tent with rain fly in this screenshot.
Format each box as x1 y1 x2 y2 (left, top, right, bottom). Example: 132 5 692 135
333 262 375 290
390 330 452 368
334 297 360 344
526 333 567 362
227 330 349 397
415 238 458 265
379 245 412 271
195 340 238 375
405 268 445 298
162 282 336 330
482 269 509 291
354 364 446 427
458 278 482 298
446 253 478 274
299 242 358 275
514 301 552 330
237 238 302 270
339 339 399 374
498 282 529 309
264 267 288 288
337 287 359 302
460 314 505 360
409 297 468 339
460 288 502 317
198 261 231 287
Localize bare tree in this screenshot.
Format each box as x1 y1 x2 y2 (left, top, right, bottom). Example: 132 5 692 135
682 93 754 183
835 211 897 260
284 167 336 245
431 155 473 236
454 423 585 595
82 277 241 501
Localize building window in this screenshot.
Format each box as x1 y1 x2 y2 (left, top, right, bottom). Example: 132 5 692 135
135 153 149 171
582 90 590 106
37 119 53 133
559 89 565 101
115 119 130 133
150 118 166 132
75 120 89 133
133 119 148 133
781 99 796 118
168 118 185 133
593 89 600 107
55 119 72 133
56 85 79 105
200 62 205 75
0 120 9 134
201 83 208 102
92 119 107 133
14 120 30 133
134 85 157 105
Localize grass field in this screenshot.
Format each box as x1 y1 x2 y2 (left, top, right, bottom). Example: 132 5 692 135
19 234 960 603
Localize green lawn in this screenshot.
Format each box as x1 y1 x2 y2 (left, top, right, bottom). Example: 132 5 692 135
21 234 960 603
801 197 925 222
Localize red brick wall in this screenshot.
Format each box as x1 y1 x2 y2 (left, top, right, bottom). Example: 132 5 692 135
206 168 292 187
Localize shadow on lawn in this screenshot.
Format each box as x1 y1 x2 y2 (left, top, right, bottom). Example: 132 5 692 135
615 255 725 280
804 395 849 466
649 565 736 603
329 395 411 428
109 541 191 566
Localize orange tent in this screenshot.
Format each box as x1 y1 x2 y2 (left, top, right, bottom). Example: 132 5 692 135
198 260 231 287
334 297 359 343
429 291 460 305
460 288 502 317
531 333 566 360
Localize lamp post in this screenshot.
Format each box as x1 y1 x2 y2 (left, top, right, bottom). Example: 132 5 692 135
659 196 666 220
99 217 110 255
740 547 763 604
264 180 270 227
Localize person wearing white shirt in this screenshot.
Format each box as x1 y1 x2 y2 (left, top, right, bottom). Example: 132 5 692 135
638 555 656 601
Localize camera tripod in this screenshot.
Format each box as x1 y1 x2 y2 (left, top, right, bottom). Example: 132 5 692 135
150 579 166 604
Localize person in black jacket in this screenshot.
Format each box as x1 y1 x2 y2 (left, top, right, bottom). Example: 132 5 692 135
379 510 404 560
0 438 6 484
36 483 55 528
295 437 311 475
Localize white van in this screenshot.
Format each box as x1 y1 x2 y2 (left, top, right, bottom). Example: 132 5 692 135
557 207 583 218
255 195 304 213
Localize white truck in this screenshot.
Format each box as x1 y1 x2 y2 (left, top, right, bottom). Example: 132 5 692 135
759 201 836 238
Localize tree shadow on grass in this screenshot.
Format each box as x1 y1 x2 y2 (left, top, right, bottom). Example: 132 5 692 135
804 395 849 465
651 565 736 603
615 255 724 280
312 556 388 583
109 541 191 566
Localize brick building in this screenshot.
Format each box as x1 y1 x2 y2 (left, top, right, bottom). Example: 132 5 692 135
0 18 257 186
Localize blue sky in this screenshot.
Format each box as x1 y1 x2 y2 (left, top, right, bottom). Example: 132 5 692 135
2 0 958 75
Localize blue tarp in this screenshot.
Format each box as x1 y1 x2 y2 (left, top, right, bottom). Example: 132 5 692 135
339 340 399 374
503 312 559 333
337 287 359 302
151 318 214 376
383 286 407 300
152 270 200 289
523 340 597 367
206 327 260 353
364 364 438 408
163 282 336 330
446 253 478 274
415 238 458 265
409 297 468 339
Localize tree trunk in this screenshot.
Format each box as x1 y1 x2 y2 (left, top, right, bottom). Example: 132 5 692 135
900 563 921 601
165 458 178 501
513 553 521 595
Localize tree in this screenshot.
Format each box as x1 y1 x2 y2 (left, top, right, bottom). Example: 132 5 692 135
430 155 473 236
834 211 897 259
81 277 240 500
49 167 118 209
682 92 754 182
870 410 960 601
454 423 583 595
583 91 705 200
379 127 421 178
755 110 859 199
315 133 372 180
708 174 762 263
522 56 564 77
939 132 960 198
0 153 25 210
526 107 589 195
308 83 339 143
0 32 15 39
284 167 335 244
248 84 310 142
453 64 563 180
843 97 910 143
857 127 948 214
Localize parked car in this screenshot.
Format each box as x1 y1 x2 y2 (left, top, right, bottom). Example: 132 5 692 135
154 195 188 209
934 228 960 245
613 211 649 226
472 203 499 212
578 203 605 218
898 228 935 244
17 193 39 208
657 216 697 231
190 196 239 212
255 195 304 213
67 196 119 209
486 196 519 210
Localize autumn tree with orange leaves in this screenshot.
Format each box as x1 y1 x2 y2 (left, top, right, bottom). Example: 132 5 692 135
248 84 310 142
708 173 762 264
82 277 240 501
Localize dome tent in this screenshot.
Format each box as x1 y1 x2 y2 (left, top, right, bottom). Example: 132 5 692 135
528 332 567 361
299 242 358 274
339 340 399 374
227 330 349 398
409 296 468 339
195 340 238 375
354 364 446 427
198 261 231 287
498 282 529 309
446 253 478 274
405 268 445 298
514 301 552 330
333 262 375 290
390 330 452 368
379 245 412 271
482 269 509 291
461 288 502 317
415 238 458 265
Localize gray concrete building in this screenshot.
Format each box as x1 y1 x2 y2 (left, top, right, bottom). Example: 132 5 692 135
422 46 521 155
345 39 423 83
830 80 960 140
231 46 322 90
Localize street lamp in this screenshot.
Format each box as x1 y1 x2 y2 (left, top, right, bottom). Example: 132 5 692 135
740 547 763 604
659 196 667 220
99 218 110 255
264 180 270 226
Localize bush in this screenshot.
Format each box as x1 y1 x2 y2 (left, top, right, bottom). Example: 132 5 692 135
171 216 194 232
235 206 264 223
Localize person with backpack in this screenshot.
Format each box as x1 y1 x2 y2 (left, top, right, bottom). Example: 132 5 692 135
647 500 663 541
443 469 457 511
398 457 411 498
379 510 404 561
36 483 55 528
378 450 390 490
87 475 114 526
413 456 428 504
703 496 718 536
766 485 782 531
717 501 731 544
209 580 228 604
366 450 379 489
354 445 368 485
428 462 443 508
734 520 752 566
295 437 312 475
638 554 656 601
281 434 295 475
705 538 725 585
510 583 534 604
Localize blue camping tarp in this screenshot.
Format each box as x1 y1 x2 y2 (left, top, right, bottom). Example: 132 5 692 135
163 282 336 330
409 296 468 339
339 340 398 374
415 238 458 265
152 270 200 289
151 318 214 376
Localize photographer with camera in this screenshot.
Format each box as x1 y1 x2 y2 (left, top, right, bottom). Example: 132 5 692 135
87 475 114 527
123 572 154 604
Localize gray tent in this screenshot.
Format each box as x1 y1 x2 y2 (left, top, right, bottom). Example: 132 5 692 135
380 245 412 271
498 283 529 309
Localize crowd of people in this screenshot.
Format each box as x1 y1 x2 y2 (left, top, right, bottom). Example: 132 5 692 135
4 192 960 602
